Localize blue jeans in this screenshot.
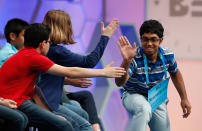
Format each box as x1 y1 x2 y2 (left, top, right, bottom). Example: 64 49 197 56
0 105 28 131
66 91 100 124
122 92 170 131
64 100 89 120
18 100 74 131
54 101 92 131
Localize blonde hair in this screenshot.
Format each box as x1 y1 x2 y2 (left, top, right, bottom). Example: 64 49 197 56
43 10 76 44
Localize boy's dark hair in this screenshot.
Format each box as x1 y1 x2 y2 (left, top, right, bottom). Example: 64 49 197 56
24 23 51 48
4 18 29 43
139 20 164 38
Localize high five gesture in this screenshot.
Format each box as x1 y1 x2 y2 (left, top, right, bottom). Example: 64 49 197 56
115 36 137 86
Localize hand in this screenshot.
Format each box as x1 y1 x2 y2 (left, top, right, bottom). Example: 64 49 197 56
117 36 136 61
64 77 93 88
0 99 17 109
103 61 126 78
101 19 119 37
181 98 191 118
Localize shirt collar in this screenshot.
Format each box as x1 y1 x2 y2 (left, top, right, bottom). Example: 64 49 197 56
6 42 18 53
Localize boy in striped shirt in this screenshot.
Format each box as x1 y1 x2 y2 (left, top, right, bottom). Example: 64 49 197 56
115 20 191 131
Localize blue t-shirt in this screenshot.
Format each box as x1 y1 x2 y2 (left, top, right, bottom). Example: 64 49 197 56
38 35 109 111
123 46 178 95
0 42 18 68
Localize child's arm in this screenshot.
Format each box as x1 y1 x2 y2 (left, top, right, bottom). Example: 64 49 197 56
47 62 126 78
115 36 136 86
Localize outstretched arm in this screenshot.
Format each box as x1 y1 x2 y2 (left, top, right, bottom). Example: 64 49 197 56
51 19 119 68
47 61 126 78
83 19 119 67
170 70 191 118
115 36 136 86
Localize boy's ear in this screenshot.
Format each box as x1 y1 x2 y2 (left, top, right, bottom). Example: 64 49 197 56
9 32 17 41
40 40 48 49
39 41 45 49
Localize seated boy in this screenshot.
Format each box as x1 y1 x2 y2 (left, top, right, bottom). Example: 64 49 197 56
0 18 29 131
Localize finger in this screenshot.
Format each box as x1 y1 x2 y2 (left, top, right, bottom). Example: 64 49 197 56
80 82 93 87
117 41 122 49
110 18 118 24
114 72 126 78
115 67 125 71
119 36 126 46
182 106 188 118
110 20 119 29
106 61 114 68
7 99 17 105
123 36 130 45
112 24 119 32
111 18 118 22
115 67 126 73
183 112 189 118
81 85 89 88
81 83 93 88
9 101 17 106
185 106 191 118
101 22 104 32
187 106 191 115
112 26 119 32
121 36 129 46
110 69 126 78
80 78 92 81
113 22 119 31
133 42 136 48
82 82 93 86
117 72 125 77
182 106 186 115
82 81 93 85
9 104 17 109
133 42 137 50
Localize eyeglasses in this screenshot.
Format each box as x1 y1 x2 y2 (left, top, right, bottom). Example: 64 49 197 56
141 37 161 43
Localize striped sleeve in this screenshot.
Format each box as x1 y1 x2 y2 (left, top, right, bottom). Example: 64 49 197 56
128 58 137 77
163 48 178 74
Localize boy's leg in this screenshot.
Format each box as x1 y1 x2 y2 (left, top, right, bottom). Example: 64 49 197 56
0 105 28 131
67 91 100 124
122 92 152 131
17 100 74 131
63 101 89 121
54 104 92 131
148 100 170 131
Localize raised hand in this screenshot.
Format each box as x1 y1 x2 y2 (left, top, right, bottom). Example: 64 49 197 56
117 36 136 61
103 61 126 78
64 77 93 88
101 19 119 37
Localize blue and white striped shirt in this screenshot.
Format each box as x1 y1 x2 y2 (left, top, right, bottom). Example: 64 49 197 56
123 46 178 95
